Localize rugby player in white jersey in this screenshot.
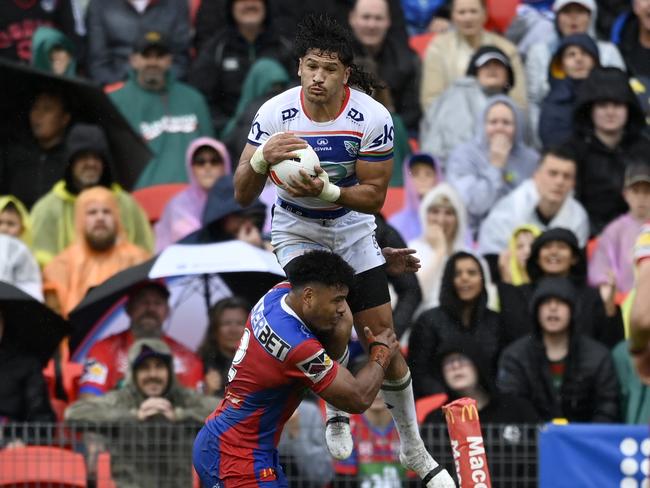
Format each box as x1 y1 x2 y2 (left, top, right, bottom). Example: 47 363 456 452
234 13 454 488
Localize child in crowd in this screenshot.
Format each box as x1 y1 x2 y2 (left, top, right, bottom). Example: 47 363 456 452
589 162 650 297
0 196 31 245
499 224 541 285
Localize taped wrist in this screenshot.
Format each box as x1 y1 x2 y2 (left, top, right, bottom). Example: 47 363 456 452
319 181 341 203
369 341 391 372
250 142 269 175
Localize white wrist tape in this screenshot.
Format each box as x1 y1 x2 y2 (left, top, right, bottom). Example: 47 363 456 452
319 181 341 203
250 142 269 175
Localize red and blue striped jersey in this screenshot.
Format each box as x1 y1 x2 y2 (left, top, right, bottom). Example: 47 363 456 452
203 283 338 476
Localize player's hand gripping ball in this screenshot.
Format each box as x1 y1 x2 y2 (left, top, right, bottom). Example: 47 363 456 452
269 145 320 189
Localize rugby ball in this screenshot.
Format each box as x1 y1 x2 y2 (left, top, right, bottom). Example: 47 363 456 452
269 145 320 189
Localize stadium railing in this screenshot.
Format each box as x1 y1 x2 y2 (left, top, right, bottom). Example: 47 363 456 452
0 422 539 487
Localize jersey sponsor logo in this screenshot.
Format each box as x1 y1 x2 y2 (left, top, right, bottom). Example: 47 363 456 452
347 108 364 122
80 359 108 385
344 140 359 158
316 138 329 145
297 349 333 383
368 124 394 149
250 301 291 361
282 108 299 121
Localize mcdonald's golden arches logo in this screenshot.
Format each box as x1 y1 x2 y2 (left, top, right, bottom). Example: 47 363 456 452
461 404 478 422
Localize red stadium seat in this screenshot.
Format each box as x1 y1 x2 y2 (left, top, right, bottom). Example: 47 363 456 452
0 446 87 487
96 452 117 488
131 183 189 224
485 0 519 33
408 32 436 59
382 187 404 219
415 393 449 424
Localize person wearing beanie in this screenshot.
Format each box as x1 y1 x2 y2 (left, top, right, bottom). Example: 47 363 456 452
420 45 518 164
526 0 626 145
497 276 620 422
30 123 153 267
538 33 600 148
498 227 625 347
66 338 219 487
569 67 650 236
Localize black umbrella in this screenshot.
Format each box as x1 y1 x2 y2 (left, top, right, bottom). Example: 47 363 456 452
69 241 286 358
0 59 151 190
0 281 70 366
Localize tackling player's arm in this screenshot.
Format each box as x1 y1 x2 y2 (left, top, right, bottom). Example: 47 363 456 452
318 327 399 414
234 134 308 206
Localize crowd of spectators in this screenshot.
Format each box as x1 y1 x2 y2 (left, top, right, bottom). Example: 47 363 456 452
1 0 650 485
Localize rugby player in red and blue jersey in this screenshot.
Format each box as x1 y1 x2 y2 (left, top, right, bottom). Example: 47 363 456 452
193 250 400 487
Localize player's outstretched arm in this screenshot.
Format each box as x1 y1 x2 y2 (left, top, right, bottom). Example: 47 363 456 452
234 134 309 206
319 327 399 414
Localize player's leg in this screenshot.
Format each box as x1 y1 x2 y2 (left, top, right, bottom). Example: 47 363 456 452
348 267 455 488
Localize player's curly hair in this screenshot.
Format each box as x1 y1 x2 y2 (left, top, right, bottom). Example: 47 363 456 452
293 13 377 96
285 250 355 290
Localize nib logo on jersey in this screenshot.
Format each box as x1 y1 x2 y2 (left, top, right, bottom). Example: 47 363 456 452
297 349 334 383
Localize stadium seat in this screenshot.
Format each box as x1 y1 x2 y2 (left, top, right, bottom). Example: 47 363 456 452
382 187 404 219
0 446 87 487
415 393 449 424
96 452 117 488
408 32 436 59
485 0 519 33
131 183 189 224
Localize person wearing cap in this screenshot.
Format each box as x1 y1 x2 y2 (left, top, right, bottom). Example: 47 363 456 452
478 144 589 262
42 187 151 317
78 282 204 400
389 153 441 243
570 67 650 236
86 0 190 86
538 33 600 148
589 161 650 295
611 0 650 78
526 0 625 143
420 45 517 163
348 0 421 133
66 338 218 487
108 31 214 188
497 276 620 422
447 94 539 237
498 227 625 347
30 123 154 267
420 0 526 112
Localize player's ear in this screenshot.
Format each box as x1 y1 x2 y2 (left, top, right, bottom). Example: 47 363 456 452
302 285 314 306
343 65 351 85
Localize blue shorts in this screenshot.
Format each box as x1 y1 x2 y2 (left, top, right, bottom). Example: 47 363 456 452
193 426 289 488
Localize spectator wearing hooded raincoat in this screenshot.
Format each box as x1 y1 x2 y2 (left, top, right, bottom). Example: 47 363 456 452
388 153 441 243
154 138 232 252
30 26 77 77
407 182 470 311
408 251 503 398
538 33 600 148
0 195 33 247
447 95 539 237
30 123 154 267
570 67 650 236
43 187 151 316
526 0 625 139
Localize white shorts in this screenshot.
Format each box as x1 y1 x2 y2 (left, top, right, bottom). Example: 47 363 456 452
271 204 385 274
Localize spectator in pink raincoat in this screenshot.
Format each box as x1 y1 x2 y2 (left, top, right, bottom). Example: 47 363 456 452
154 138 232 252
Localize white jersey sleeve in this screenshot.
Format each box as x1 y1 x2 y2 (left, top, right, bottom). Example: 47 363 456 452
358 103 394 163
246 97 283 147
